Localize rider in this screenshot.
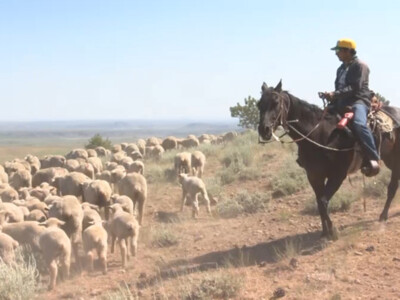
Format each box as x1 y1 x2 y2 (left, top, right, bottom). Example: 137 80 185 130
321 38 380 177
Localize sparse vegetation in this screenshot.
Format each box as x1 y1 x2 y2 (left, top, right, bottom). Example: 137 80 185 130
103 282 138 300
216 190 270 218
182 272 243 300
270 157 308 198
0 247 39 300
151 225 179 248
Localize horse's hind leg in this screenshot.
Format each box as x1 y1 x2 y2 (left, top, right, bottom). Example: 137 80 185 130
307 174 329 236
380 170 400 221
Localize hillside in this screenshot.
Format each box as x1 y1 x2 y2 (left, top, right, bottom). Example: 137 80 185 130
2 130 400 300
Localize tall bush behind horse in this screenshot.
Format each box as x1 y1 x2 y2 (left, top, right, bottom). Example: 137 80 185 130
257 80 400 240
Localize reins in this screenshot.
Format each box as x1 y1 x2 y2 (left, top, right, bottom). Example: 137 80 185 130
260 91 354 152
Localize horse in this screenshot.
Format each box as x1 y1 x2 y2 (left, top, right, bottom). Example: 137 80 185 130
257 80 400 240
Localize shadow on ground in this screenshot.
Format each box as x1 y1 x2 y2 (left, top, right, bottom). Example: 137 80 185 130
136 230 324 289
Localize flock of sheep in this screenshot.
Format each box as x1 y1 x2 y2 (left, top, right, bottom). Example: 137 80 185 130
0 131 238 291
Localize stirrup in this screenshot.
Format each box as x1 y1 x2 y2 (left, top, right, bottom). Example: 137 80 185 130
361 160 380 177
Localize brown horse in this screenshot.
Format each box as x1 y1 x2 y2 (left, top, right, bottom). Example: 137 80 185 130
257 80 400 240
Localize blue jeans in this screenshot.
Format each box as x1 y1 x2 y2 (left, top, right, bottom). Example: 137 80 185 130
351 103 380 161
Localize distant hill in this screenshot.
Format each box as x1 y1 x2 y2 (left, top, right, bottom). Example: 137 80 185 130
0 119 240 145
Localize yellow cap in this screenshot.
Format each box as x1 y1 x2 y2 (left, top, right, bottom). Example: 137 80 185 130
330 38 356 50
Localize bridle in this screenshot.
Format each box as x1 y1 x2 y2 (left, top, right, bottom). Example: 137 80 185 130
258 91 354 152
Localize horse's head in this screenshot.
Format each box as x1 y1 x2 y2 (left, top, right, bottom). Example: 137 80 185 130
257 80 287 142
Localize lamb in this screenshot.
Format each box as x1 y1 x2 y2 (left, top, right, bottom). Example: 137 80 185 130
0 220 45 251
0 185 19 202
117 173 147 225
0 230 19 264
48 195 83 262
53 172 90 198
174 152 192 176
39 218 71 290
111 194 134 215
86 149 98 158
82 220 108 274
26 209 47 222
32 167 69 187
127 161 144 175
128 150 143 161
65 148 89 160
81 203 102 231
9 168 32 190
82 180 112 219
178 173 211 218
0 203 24 223
24 154 41 175
39 155 66 169
108 203 139 268
191 151 206 178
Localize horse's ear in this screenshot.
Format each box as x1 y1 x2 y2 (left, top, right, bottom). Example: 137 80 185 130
261 82 268 93
274 80 282 92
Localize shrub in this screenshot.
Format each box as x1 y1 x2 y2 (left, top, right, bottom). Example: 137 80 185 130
0 247 39 300
102 282 138 300
302 187 360 215
362 167 391 199
151 226 179 248
85 133 112 150
183 272 243 300
217 190 270 218
270 158 308 198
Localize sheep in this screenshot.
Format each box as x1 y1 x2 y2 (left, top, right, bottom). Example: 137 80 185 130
88 156 103 175
0 220 45 251
179 137 200 148
9 169 32 190
75 162 95 179
95 146 107 157
127 161 144 175
81 203 102 231
32 167 69 187
0 231 19 264
82 220 108 274
105 161 118 171
111 194 134 215
39 218 71 290
40 155 66 169
0 203 24 223
120 156 134 170
108 203 139 268
128 151 143 161
162 136 179 151
136 139 146 156
174 152 192 176
26 209 47 222
117 173 147 225
223 131 238 142
24 154 41 175
65 159 81 172
48 195 83 262
0 168 8 184
65 148 89 160
198 134 211 143
0 185 19 202
53 172 90 198
86 149 98 158
125 143 140 155
111 151 127 164
191 151 206 178
82 180 112 220
145 145 165 159
146 136 161 147
178 173 211 218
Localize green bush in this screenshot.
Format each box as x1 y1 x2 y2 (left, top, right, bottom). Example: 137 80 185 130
362 167 391 199
216 198 244 218
85 133 112 150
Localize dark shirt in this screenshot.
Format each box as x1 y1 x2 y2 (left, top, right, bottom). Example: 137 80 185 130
333 56 372 107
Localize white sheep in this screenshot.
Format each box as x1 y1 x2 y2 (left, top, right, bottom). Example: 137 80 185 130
82 220 108 274
178 173 211 218
0 230 19 264
39 218 71 290
108 203 140 268
191 151 206 178
81 203 102 231
127 161 144 175
111 194 134 215
174 152 192 176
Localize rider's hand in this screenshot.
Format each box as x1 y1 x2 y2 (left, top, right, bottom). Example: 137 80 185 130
322 91 335 101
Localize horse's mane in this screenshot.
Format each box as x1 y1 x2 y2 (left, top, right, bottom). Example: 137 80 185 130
286 92 325 120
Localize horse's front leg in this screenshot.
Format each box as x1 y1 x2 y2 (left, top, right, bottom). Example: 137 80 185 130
321 174 347 240
307 174 328 236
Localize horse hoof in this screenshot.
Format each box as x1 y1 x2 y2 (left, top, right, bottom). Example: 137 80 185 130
379 214 388 222
329 227 339 241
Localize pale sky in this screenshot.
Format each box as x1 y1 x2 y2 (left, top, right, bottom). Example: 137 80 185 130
1 0 399 121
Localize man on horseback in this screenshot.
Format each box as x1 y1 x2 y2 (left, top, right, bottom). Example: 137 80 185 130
321 38 380 177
